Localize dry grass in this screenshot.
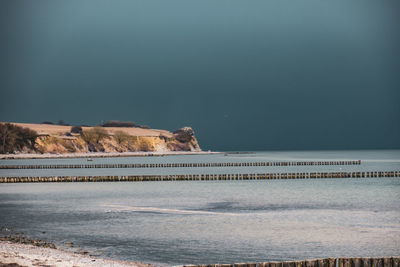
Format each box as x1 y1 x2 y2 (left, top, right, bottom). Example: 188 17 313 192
0 122 200 154
8 123 173 138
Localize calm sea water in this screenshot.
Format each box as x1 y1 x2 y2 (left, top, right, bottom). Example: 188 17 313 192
1 150 399 177
0 150 399 266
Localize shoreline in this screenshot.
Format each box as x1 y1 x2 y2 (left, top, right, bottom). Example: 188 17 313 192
0 151 222 160
0 241 158 267
1 241 398 267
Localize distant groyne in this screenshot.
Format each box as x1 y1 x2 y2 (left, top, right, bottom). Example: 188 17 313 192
0 160 361 169
0 170 398 183
181 257 400 267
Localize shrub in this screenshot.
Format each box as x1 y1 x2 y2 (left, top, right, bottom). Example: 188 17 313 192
0 123 38 153
102 121 137 127
58 120 64 125
138 125 150 129
138 137 154 151
81 127 109 144
57 120 69 126
63 141 75 153
114 130 130 145
42 121 54 125
158 134 168 142
70 126 83 134
173 127 195 143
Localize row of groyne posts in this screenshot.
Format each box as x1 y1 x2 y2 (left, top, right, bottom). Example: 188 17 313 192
1 171 399 183
0 160 361 169
180 257 400 267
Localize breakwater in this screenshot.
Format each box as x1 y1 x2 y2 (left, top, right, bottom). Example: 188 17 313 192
182 257 400 267
0 160 361 169
1 170 398 183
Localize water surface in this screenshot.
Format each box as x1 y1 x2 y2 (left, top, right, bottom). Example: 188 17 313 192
0 150 399 266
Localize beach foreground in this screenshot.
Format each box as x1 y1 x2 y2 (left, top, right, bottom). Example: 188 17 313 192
0 241 157 267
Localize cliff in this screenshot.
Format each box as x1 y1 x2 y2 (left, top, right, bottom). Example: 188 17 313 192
0 122 201 154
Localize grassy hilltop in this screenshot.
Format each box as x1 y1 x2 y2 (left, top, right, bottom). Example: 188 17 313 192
0 121 201 154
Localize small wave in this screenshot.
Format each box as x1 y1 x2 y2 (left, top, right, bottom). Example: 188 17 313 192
102 204 239 216
201 201 356 213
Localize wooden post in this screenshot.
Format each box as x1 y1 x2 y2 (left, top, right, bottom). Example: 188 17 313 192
339 258 351 267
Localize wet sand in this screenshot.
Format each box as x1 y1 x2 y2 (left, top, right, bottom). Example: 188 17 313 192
0 241 158 267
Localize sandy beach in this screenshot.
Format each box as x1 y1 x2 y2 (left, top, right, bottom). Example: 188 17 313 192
0 241 158 267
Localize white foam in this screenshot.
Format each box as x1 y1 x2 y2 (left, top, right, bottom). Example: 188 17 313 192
102 204 238 216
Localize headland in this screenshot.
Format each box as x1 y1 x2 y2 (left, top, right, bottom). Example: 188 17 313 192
0 121 207 159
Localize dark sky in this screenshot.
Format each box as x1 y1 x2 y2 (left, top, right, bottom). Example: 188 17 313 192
1 0 399 151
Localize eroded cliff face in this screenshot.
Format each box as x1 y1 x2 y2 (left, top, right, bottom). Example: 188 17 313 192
33 127 201 154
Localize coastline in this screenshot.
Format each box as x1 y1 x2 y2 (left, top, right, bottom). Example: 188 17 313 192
1 241 399 267
0 151 221 160
0 241 158 267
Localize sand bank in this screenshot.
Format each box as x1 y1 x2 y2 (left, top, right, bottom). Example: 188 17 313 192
0 241 158 267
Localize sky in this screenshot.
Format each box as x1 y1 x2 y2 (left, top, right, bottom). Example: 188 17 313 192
0 0 399 151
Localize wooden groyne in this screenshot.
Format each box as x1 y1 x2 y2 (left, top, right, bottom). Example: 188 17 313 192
181 257 400 267
0 170 398 183
0 160 361 169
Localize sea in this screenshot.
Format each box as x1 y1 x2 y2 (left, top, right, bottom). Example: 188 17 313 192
0 150 399 266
